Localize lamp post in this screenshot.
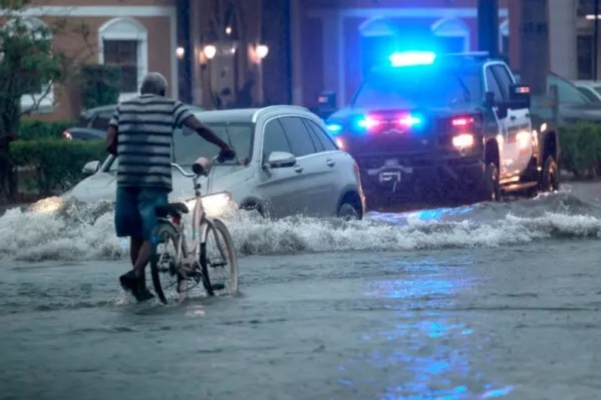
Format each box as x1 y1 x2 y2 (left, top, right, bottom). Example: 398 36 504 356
477 0 499 57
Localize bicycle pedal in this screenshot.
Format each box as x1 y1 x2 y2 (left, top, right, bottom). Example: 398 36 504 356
211 283 225 291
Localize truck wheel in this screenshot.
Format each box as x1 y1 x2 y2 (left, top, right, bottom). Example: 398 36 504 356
540 156 559 193
477 163 501 202
337 203 360 221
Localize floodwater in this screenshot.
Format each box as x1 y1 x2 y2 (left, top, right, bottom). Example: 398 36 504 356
2 182 601 399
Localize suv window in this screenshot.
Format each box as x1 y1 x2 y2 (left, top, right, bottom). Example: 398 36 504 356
485 67 504 101
303 119 338 151
279 117 317 157
491 65 514 100
549 74 590 104
577 87 601 103
263 119 292 159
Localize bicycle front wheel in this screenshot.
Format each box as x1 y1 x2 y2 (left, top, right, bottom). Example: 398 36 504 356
150 222 183 304
200 218 239 296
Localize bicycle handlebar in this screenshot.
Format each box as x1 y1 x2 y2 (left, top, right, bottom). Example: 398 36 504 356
170 163 195 178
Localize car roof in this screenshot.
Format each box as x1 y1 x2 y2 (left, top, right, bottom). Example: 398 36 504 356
193 108 261 124
574 80 601 86
192 106 314 124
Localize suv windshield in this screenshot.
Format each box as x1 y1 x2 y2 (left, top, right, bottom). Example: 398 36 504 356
352 64 482 108
108 123 253 171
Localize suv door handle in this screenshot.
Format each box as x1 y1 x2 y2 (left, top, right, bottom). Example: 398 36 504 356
326 159 335 167
294 166 303 173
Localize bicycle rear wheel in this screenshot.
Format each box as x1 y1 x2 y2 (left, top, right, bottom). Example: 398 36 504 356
150 222 184 304
200 218 239 296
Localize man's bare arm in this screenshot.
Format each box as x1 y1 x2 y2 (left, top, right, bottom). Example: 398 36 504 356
183 115 231 150
106 125 118 155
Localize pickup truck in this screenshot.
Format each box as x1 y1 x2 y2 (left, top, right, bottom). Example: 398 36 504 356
322 51 560 208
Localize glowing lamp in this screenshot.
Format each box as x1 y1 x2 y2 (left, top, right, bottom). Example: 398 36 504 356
452 133 475 149
389 51 436 67
327 123 343 134
256 44 269 59
176 46 185 58
203 45 217 60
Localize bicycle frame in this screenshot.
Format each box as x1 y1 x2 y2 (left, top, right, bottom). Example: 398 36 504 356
168 163 227 274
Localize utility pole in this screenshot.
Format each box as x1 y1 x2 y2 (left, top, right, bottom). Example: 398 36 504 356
477 0 499 57
519 0 549 96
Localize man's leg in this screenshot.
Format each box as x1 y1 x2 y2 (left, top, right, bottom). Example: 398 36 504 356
115 187 146 298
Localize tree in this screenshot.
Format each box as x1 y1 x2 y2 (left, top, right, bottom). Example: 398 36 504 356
0 0 86 200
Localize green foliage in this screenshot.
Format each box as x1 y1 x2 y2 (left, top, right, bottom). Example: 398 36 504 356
558 122 601 179
10 139 106 195
18 119 76 141
80 64 122 110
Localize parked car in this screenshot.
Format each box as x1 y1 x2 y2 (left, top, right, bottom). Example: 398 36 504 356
62 106 366 220
63 104 205 141
514 72 601 124
573 80 601 103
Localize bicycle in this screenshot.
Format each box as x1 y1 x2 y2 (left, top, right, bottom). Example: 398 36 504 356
149 157 239 304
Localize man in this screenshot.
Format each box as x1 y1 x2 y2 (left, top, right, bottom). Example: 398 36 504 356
106 72 235 302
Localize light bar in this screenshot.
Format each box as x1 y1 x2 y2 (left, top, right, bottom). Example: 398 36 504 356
389 51 436 67
398 115 422 127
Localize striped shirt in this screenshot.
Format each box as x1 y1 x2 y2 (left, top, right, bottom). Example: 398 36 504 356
109 94 193 191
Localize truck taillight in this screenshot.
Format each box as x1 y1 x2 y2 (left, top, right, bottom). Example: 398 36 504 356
451 117 474 127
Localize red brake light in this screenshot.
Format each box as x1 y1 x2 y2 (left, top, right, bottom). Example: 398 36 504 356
451 117 474 127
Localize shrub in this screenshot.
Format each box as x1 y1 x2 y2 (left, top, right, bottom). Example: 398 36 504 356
80 64 122 110
558 122 601 179
10 139 106 195
19 119 76 141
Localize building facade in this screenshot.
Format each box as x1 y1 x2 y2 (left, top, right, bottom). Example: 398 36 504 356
7 0 178 120
291 0 511 109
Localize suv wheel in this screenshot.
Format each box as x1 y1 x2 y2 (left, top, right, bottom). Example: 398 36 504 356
337 202 360 221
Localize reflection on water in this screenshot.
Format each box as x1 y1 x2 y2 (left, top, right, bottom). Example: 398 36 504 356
334 264 514 399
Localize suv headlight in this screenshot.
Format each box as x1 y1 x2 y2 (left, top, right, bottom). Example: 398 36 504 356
186 192 233 216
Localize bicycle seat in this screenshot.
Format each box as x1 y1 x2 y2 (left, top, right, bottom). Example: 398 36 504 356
155 202 189 218
192 157 212 176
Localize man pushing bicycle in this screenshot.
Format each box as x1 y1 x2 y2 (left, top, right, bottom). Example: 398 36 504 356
106 72 236 302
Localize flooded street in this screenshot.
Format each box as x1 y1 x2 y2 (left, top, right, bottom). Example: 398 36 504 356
2 183 601 399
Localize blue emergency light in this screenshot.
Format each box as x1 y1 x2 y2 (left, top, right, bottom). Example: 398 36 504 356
326 123 343 134
389 51 436 67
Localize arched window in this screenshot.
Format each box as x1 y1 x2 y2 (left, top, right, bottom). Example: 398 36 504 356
431 17 470 53
359 18 398 75
3 17 54 113
99 18 148 101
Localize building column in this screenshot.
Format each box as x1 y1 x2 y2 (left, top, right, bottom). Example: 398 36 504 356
548 0 578 79
189 0 204 105
290 0 303 105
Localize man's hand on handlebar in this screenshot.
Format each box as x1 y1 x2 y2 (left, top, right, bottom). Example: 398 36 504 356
217 147 236 163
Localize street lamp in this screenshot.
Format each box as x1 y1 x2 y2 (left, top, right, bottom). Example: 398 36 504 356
203 45 217 60
176 46 185 59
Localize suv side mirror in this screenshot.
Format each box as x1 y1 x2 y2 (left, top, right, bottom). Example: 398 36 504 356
508 84 531 109
263 151 296 169
82 160 101 175
316 91 337 119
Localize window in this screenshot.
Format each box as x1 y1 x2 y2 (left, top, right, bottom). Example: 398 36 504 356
111 123 254 171
279 117 317 157
99 18 148 101
485 67 504 101
491 65 514 100
3 18 55 113
431 18 470 53
577 87 601 103
263 119 292 159
499 20 509 56
577 35 594 80
91 110 115 130
352 66 479 108
304 119 338 151
548 74 591 104
103 40 139 93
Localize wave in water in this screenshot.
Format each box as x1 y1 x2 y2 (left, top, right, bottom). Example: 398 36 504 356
0 193 599 262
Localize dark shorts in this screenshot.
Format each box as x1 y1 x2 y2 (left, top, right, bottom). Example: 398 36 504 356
115 187 169 240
